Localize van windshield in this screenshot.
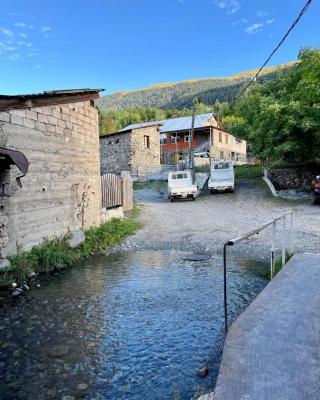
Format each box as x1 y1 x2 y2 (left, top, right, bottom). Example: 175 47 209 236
213 162 231 170
172 173 188 180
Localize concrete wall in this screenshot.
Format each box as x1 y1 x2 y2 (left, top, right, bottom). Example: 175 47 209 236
0 101 101 258
99 125 160 175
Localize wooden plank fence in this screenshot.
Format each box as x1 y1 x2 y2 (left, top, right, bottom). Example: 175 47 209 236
101 173 133 211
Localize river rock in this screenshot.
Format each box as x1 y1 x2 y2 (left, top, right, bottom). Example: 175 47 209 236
0 258 10 271
76 383 89 391
61 396 75 400
197 393 214 400
66 230 85 248
48 345 70 358
28 271 36 278
119 384 132 393
197 367 209 377
11 288 23 297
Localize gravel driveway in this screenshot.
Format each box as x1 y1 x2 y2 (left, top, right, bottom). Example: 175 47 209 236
118 178 320 262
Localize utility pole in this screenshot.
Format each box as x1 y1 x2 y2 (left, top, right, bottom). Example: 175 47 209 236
188 102 196 171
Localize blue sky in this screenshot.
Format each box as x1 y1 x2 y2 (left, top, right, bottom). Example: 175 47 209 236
0 0 318 95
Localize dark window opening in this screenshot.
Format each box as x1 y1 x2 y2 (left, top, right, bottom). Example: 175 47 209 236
144 135 150 148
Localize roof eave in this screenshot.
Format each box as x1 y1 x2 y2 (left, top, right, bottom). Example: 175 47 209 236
0 88 105 111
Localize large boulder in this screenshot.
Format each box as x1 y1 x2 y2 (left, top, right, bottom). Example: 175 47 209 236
66 230 85 248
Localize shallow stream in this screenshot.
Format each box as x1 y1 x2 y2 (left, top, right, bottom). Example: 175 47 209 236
0 250 267 400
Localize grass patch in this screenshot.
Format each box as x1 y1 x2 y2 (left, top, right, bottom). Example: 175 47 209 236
194 165 210 173
133 180 167 191
262 253 293 280
195 164 263 179
125 203 141 219
235 164 263 179
0 218 141 288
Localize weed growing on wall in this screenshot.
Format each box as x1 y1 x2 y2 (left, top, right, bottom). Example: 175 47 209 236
0 218 141 288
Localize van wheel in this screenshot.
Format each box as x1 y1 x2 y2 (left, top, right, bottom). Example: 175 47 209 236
192 196 196 201
171 197 174 203
210 190 214 195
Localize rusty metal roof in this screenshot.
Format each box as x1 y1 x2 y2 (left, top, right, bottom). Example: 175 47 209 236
0 88 104 110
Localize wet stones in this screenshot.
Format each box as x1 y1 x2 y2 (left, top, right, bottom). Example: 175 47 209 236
48 345 70 358
197 367 209 377
76 383 89 391
11 288 23 297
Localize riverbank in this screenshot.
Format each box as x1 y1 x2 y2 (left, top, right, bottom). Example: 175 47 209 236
0 218 141 289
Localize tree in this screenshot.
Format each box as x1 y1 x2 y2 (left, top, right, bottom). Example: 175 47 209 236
222 48 320 164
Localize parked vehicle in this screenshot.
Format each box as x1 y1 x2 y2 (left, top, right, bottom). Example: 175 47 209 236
167 170 198 202
194 151 209 158
313 176 320 204
208 161 235 194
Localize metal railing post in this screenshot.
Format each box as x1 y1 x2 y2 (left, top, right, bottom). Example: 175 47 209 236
223 243 228 334
222 211 293 338
281 216 286 267
290 212 293 255
271 222 276 279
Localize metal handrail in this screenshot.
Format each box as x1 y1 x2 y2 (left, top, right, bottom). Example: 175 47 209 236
223 210 294 334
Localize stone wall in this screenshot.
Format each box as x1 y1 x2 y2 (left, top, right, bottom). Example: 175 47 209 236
100 132 131 175
266 167 320 192
130 126 160 173
100 125 160 175
0 101 101 258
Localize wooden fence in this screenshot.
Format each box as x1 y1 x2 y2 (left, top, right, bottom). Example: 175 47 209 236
101 173 133 211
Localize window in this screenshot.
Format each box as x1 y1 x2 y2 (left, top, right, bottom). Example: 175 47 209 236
184 132 191 142
219 132 222 142
160 133 167 145
171 133 177 144
220 151 224 159
144 135 150 148
172 172 188 180
214 162 231 170
225 134 228 144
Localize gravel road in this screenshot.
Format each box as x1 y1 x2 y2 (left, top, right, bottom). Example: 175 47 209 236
117 178 320 261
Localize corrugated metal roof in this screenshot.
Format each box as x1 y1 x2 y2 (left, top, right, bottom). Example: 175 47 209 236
120 113 215 133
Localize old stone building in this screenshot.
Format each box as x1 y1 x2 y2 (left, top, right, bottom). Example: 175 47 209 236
119 113 247 165
100 124 161 175
0 89 103 264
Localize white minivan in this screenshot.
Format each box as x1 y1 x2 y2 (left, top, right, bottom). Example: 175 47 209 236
208 161 235 193
167 170 198 201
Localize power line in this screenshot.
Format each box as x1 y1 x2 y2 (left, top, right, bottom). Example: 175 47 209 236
232 0 313 104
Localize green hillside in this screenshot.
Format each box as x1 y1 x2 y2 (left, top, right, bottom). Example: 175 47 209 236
97 63 295 111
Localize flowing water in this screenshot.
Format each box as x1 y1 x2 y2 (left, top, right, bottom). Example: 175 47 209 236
0 250 267 400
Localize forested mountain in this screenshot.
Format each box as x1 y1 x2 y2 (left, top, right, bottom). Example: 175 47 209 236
97 63 294 111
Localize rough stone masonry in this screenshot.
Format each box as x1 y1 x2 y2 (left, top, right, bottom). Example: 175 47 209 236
100 125 161 175
0 91 102 262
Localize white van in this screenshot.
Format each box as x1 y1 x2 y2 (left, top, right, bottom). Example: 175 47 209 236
168 170 198 202
208 161 235 193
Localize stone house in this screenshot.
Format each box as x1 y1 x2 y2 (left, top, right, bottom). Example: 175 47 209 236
100 124 161 175
120 113 247 165
0 89 103 266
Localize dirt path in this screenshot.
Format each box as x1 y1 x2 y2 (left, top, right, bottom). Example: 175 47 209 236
118 179 320 260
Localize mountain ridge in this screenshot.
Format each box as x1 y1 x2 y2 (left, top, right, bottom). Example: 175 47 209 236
98 61 296 110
